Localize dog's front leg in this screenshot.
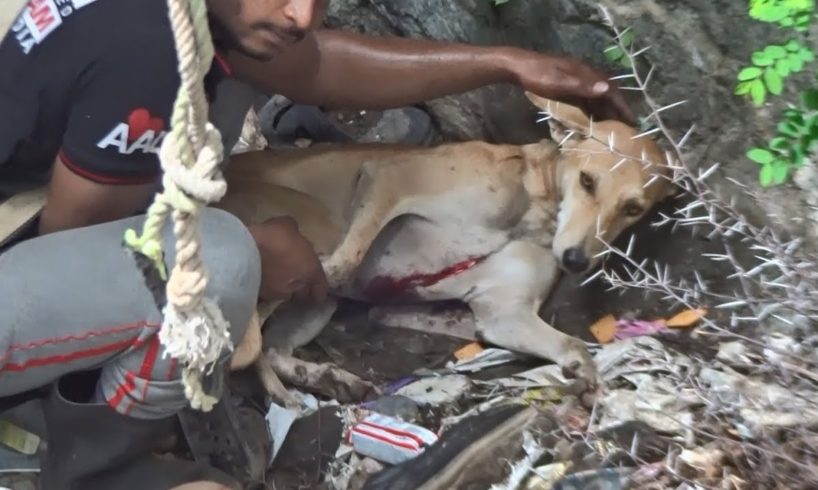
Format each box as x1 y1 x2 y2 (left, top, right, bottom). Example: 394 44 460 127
463 241 597 389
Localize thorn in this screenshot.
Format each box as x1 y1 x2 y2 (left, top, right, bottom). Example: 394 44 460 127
643 65 656 88
609 73 636 81
716 299 748 309
678 125 696 148
642 174 661 189
558 130 576 147
625 234 636 256
650 99 688 117
631 127 662 140
611 157 629 171
697 163 720 181
631 46 652 58
581 268 605 287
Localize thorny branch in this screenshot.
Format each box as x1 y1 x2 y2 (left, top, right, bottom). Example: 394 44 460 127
570 7 818 333
524 5 818 489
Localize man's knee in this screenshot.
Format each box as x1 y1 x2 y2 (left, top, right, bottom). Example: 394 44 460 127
196 208 261 345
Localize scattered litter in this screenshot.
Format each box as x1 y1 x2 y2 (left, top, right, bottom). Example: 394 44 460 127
265 390 320 463
593 336 693 383
590 314 617 344
447 348 519 373
489 432 546 490
293 138 312 148
0 420 39 456
589 308 706 344
454 342 485 361
614 319 666 340
716 341 755 365
523 462 571 489
677 444 726 479
348 413 438 465
698 366 818 435
360 395 419 422
380 376 417 396
395 374 471 406
552 468 628 490
480 364 567 389
663 307 707 328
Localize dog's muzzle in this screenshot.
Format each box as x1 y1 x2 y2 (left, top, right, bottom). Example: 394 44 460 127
561 247 589 273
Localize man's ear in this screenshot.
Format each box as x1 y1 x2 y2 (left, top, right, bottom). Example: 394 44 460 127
525 92 593 145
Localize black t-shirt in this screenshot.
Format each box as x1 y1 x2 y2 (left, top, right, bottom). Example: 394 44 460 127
0 0 232 201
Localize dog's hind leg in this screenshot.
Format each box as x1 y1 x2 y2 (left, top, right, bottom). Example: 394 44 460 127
460 241 597 390
259 299 378 403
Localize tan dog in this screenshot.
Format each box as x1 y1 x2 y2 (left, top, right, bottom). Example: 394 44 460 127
220 94 673 406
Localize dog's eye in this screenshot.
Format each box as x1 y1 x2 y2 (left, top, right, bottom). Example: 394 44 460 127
624 201 644 217
579 171 595 194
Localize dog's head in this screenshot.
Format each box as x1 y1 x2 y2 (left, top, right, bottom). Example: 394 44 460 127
525 92 675 274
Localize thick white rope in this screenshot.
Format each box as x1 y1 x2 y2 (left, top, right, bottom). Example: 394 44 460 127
124 0 230 411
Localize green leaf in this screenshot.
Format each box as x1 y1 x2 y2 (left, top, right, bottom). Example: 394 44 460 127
764 68 784 95
750 79 767 105
786 40 802 52
800 48 815 62
775 58 791 77
735 81 752 95
619 56 633 68
760 164 775 187
802 89 818 110
620 30 635 47
771 161 790 185
790 146 806 166
752 51 774 66
778 121 800 136
604 46 624 62
770 137 791 151
747 147 774 164
764 45 788 59
790 55 805 71
738 66 763 80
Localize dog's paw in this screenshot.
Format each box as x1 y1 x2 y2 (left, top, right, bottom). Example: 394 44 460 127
558 337 599 397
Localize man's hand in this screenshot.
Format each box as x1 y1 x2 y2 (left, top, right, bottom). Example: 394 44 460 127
510 52 634 125
247 216 329 303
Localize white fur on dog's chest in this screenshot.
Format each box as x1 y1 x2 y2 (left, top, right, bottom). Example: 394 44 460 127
349 197 558 302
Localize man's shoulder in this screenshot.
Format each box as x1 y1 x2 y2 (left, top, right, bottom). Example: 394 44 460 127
6 0 174 58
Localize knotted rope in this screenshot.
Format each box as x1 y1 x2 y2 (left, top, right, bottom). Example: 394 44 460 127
123 0 230 411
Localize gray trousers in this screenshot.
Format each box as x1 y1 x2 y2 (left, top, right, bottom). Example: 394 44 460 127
0 208 261 419
0 79 263 420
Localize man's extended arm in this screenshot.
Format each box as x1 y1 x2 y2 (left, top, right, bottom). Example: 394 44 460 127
227 30 632 123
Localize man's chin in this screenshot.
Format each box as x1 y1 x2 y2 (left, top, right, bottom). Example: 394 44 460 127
234 43 279 61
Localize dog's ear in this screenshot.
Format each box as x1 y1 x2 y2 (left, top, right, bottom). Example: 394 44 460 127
525 92 593 146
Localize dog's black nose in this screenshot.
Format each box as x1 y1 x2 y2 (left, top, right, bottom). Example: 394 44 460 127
562 247 589 272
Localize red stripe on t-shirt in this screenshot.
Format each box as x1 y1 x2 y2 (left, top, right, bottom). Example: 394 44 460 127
213 50 232 76
59 149 157 186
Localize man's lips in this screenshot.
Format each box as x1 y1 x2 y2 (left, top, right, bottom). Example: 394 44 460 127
259 27 303 48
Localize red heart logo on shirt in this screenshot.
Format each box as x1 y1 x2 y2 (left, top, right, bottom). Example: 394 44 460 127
127 108 165 142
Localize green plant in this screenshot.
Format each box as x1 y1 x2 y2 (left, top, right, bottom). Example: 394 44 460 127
735 41 814 106
603 30 635 68
736 0 818 187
